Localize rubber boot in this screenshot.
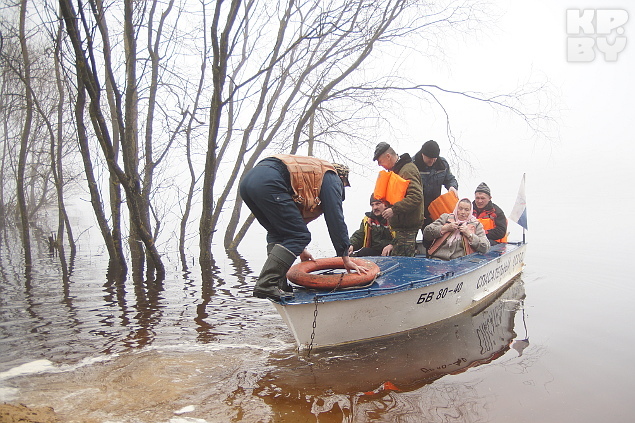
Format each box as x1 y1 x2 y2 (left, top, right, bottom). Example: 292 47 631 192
266 243 292 292
271 244 295 295
253 244 296 300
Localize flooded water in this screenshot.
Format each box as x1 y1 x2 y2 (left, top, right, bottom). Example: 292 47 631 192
2 204 634 423
2 132 635 423
2 123 635 421
0 222 526 422
1 0 634 420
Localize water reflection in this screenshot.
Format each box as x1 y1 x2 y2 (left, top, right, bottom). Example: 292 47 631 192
0 224 532 422
256 277 526 422
1 222 266 369
195 256 223 343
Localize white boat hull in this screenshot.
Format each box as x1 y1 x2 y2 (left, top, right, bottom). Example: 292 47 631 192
273 243 526 349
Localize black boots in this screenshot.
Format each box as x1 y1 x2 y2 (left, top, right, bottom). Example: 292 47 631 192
265 243 293 293
253 244 296 301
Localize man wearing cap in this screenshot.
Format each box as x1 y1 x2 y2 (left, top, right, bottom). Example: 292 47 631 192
373 142 424 257
348 195 394 257
472 182 508 245
239 154 366 301
413 140 459 235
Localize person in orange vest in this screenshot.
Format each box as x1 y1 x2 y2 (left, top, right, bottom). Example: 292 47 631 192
239 155 367 301
348 194 394 257
373 142 424 256
472 182 508 245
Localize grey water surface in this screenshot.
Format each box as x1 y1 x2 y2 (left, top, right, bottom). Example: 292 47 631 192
1 197 634 422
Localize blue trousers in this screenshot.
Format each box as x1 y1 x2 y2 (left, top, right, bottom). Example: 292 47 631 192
239 160 310 256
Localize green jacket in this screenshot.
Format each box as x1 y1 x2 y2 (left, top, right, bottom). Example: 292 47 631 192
349 213 394 252
389 154 424 231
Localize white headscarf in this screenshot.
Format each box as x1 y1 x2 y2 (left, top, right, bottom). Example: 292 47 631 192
448 198 477 245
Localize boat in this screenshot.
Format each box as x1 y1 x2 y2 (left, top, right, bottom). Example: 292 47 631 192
271 242 527 350
263 276 526 397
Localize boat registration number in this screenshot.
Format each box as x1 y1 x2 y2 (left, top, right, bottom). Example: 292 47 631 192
416 281 464 304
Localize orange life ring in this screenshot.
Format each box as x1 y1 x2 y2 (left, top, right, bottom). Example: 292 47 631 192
286 257 380 290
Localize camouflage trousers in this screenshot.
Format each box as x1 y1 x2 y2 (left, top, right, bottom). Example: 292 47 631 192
390 229 419 257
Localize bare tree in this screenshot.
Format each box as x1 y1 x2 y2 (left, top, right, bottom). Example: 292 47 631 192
1 2 80 272
216 0 551 253
198 0 242 266
95 0 125 277
0 0 551 281
0 70 6 223
75 73 129 277
59 0 167 279
16 0 33 269
52 20 77 259
194 0 423 253
179 0 210 271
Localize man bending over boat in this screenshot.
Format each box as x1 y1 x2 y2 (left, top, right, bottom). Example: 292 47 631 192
373 142 424 257
423 198 490 260
239 154 367 301
348 194 394 257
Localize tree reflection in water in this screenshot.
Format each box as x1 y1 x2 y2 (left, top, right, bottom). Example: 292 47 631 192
0 221 530 422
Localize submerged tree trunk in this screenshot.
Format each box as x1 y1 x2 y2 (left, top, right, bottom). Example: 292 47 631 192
53 21 76 258
177 0 210 271
96 0 124 273
60 0 166 280
122 0 145 280
0 65 8 224
75 77 127 278
17 0 32 269
199 0 242 266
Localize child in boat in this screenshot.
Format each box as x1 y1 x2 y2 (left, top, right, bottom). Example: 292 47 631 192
423 198 490 260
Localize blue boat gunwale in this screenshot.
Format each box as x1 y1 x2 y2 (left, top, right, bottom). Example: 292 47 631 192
278 242 525 305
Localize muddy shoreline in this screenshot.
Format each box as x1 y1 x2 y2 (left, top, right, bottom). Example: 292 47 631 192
0 403 58 423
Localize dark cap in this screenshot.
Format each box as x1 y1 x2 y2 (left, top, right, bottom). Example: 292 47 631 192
373 142 390 161
332 163 351 187
420 140 440 159
370 194 383 205
475 182 491 196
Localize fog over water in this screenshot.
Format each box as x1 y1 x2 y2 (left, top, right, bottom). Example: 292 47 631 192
1 0 634 422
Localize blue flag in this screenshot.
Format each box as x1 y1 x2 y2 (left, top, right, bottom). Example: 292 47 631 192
509 174 528 231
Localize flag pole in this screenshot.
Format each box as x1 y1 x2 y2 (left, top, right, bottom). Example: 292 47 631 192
509 173 527 244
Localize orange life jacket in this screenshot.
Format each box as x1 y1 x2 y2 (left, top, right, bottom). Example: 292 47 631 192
428 190 458 221
477 217 508 243
373 170 410 205
273 154 335 223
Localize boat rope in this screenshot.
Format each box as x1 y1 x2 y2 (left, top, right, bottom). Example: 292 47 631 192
307 296 319 358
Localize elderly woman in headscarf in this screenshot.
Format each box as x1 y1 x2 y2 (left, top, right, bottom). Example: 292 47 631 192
423 198 490 260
